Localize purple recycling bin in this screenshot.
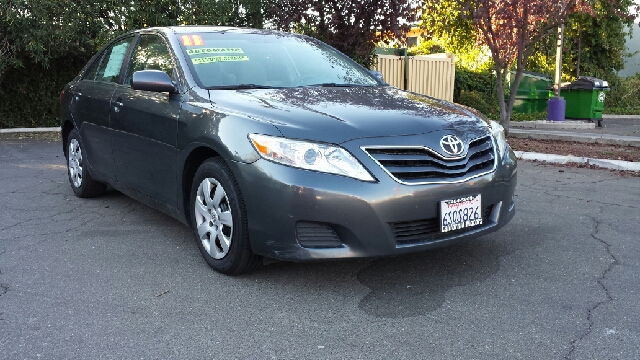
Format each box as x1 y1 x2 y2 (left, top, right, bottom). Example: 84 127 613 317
548 97 566 122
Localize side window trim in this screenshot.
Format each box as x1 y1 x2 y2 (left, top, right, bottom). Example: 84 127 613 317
121 32 179 88
82 50 107 81
117 34 141 85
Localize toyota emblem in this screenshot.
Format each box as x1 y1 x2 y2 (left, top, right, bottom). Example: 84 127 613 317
440 135 464 156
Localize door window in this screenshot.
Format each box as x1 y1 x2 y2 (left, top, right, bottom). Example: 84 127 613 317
95 37 135 83
125 35 175 85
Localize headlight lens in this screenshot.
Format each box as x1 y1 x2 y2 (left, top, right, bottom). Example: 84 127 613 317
489 120 509 157
248 134 375 182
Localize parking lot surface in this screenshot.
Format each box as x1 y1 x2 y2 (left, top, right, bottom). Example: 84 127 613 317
1 138 639 359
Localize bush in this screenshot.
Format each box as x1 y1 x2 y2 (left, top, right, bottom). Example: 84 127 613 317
457 90 495 118
453 67 499 117
0 57 87 128
605 74 640 113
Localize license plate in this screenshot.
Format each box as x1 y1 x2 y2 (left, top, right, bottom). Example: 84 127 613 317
440 194 482 233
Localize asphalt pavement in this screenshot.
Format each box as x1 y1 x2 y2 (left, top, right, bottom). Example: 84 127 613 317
1 137 640 359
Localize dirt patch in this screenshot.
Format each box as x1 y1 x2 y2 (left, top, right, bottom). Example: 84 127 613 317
508 137 640 162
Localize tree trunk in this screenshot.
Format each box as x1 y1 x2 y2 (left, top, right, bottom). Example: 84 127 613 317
495 68 510 135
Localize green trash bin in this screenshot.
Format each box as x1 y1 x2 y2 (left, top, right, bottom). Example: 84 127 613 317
561 76 609 124
508 71 554 114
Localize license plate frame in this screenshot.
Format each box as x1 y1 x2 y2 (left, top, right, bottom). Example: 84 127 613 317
440 194 482 233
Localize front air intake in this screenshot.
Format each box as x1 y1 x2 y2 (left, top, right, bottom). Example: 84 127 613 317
296 222 342 248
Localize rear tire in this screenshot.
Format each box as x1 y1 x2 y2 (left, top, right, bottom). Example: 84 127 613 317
190 157 262 275
66 129 107 198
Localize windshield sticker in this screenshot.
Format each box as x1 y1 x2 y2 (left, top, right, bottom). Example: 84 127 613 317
181 35 204 46
186 48 244 56
192 55 249 65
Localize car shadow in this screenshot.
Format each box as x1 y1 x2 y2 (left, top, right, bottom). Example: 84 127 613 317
242 235 526 319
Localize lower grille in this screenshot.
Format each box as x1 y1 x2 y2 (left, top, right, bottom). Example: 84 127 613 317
391 205 494 245
296 222 342 248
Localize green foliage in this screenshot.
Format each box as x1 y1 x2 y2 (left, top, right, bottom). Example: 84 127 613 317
0 56 87 128
456 90 496 118
509 111 548 121
0 0 264 128
527 0 638 82
605 74 640 110
406 40 445 56
454 67 495 101
264 1 418 68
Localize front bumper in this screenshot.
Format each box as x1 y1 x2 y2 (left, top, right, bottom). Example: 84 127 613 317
228 146 517 261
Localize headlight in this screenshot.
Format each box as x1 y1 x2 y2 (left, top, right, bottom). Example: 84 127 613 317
248 134 375 182
489 120 509 157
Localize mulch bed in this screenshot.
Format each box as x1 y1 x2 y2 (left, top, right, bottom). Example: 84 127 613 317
508 137 640 163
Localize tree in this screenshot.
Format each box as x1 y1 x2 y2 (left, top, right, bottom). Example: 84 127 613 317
0 0 265 128
263 0 419 67
563 0 638 79
526 0 639 80
421 0 638 134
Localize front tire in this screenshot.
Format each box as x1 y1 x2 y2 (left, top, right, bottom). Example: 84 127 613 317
66 129 106 198
190 158 262 275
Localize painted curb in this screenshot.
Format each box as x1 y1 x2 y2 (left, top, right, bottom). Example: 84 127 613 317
0 127 61 134
514 151 640 171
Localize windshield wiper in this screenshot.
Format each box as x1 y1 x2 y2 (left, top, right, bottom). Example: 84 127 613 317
305 83 374 88
206 84 282 90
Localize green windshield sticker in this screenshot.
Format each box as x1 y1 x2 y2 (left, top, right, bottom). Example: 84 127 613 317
186 48 244 56
192 55 249 65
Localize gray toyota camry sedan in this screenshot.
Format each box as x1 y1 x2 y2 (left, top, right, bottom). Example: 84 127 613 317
60 26 517 275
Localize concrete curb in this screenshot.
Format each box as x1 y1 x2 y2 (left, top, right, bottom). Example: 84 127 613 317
0 127 60 134
514 151 640 171
603 114 640 120
511 120 595 130
509 129 640 147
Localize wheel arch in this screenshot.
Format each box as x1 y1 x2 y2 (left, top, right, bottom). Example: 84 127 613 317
61 120 75 157
180 145 223 223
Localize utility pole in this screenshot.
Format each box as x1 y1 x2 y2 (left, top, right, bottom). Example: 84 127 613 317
553 5 565 98
548 0 567 121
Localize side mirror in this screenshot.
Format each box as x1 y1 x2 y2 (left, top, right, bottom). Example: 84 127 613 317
369 70 385 83
132 70 177 93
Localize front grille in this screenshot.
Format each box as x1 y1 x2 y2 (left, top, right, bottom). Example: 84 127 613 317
364 136 495 184
296 222 342 248
391 205 493 245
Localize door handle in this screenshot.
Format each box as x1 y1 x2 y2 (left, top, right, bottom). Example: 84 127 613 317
113 98 124 113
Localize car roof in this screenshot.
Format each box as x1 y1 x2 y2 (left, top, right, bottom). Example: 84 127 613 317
139 26 283 36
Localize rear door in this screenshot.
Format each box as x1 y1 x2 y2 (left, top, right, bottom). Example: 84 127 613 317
110 33 182 207
71 36 135 180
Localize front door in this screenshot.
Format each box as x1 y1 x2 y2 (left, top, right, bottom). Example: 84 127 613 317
110 34 182 207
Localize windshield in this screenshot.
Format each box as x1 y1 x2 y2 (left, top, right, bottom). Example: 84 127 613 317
177 31 380 89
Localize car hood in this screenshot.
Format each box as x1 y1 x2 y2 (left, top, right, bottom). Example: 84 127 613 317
208 86 489 144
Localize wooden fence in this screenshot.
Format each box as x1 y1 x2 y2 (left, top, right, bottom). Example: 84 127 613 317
375 53 456 102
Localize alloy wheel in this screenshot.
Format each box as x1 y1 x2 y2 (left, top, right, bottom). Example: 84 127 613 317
68 138 83 188
194 177 233 259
